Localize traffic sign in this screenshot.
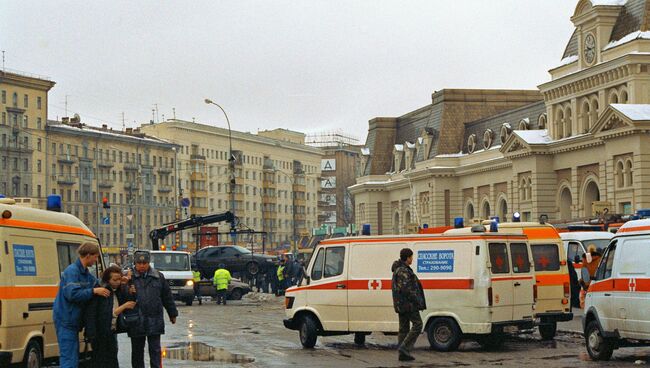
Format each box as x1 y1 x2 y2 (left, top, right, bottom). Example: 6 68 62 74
181 198 191 207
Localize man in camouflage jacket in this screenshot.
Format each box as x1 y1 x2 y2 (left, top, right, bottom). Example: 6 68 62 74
391 248 426 361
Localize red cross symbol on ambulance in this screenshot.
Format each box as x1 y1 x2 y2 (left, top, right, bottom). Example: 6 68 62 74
629 278 637 292
368 279 382 290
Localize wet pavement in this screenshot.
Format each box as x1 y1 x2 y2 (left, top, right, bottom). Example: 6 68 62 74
106 295 649 367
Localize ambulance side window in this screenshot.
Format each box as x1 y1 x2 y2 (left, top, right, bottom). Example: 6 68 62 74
311 248 325 281
510 243 530 273
567 242 584 264
595 242 617 281
56 242 80 274
531 244 560 271
323 247 345 278
489 243 510 274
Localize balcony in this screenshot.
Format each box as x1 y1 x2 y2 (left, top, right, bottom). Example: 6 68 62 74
124 162 139 171
158 186 172 193
294 198 306 206
157 167 173 174
295 213 307 221
292 183 306 192
56 175 76 185
97 160 114 168
98 180 114 188
234 192 245 201
263 180 276 188
191 189 208 197
190 172 206 181
192 206 209 216
190 154 206 161
262 196 275 204
58 154 75 164
124 182 139 191
263 211 278 219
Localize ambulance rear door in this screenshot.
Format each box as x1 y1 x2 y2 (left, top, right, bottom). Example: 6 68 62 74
509 242 535 321
307 244 349 331
488 241 534 321
614 237 650 338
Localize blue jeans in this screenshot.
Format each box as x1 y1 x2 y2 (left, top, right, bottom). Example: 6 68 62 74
55 324 79 368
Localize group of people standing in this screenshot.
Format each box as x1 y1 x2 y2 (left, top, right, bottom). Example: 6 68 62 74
53 244 178 368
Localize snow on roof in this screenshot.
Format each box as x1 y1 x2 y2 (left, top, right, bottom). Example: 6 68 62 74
558 55 578 67
49 122 171 145
590 0 627 6
417 137 424 145
436 151 466 158
394 144 404 152
361 147 370 155
559 232 614 241
611 104 650 121
513 129 552 145
405 141 416 149
604 31 650 50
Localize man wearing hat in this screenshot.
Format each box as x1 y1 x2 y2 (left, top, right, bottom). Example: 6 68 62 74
127 250 178 368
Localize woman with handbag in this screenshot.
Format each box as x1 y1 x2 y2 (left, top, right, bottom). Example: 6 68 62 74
84 265 136 368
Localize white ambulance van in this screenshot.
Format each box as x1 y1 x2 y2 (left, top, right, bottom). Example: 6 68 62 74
0 198 103 367
560 231 613 280
583 219 650 360
283 227 536 351
495 222 573 340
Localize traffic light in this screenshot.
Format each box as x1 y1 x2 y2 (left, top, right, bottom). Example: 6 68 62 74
102 197 110 209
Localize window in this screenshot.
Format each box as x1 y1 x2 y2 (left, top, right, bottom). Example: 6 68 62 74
56 242 80 274
323 246 345 278
37 138 41 151
1 90 5 104
23 94 28 108
510 243 530 273
1 112 5 124
310 248 325 281
531 244 560 271
12 93 17 107
567 241 585 264
595 242 617 280
489 243 510 274
37 96 42 109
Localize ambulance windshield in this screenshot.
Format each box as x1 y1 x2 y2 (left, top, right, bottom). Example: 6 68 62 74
150 253 190 271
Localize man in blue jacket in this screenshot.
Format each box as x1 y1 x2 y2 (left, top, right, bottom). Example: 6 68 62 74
53 242 109 368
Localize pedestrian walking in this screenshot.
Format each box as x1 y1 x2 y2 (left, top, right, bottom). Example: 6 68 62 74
567 259 580 310
192 263 203 305
84 265 137 368
276 259 286 296
391 248 426 362
270 263 279 295
213 263 231 305
127 251 178 368
53 242 108 368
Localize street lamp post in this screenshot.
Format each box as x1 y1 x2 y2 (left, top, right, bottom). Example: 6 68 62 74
204 99 236 244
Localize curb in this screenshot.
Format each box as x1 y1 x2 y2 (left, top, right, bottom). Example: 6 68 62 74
559 329 584 337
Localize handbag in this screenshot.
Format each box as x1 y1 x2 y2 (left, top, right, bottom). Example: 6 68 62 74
118 308 141 332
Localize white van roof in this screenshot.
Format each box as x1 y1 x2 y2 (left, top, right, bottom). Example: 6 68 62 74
559 231 614 242
0 202 94 237
614 219 650 236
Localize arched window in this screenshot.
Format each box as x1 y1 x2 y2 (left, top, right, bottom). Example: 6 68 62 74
467 134 477 154
616 160 625 188
580 99 590 134
537 114 547 130
556 108 565 139
483 129 494 149
500 123 512 144
518 119 530 130
609 90 619 104
626 159 633 187
564 106 573 137
482 200 491 219
12 93 18 107
520 178 528 201
466 202 475 220
526 177 533 201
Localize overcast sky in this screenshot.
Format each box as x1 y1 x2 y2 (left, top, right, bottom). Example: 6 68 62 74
2 1 576 144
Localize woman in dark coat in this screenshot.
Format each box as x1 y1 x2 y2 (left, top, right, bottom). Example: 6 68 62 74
84 265 136 368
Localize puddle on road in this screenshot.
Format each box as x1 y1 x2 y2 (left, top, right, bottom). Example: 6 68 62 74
162 342 255 363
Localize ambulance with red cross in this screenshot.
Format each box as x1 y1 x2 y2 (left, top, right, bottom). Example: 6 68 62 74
583 219 650 360
283 226 536 351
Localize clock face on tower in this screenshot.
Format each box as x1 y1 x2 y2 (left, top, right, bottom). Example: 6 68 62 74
584 33 596 65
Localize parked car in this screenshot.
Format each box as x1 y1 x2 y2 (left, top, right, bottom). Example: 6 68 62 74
193 245 276 278
195 278 252 300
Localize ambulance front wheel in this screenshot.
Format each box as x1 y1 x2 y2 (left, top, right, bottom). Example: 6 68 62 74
585 320 614 361
299 315 318 348
427 318 462 352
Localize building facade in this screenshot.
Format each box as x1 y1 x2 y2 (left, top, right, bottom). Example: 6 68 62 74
1 70 55 201
140 121 323 249
352 0 650 234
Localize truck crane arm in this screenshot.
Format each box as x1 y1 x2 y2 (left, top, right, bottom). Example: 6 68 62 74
149 211 236 250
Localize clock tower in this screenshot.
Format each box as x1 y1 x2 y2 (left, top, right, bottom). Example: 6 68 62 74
570 0 624 69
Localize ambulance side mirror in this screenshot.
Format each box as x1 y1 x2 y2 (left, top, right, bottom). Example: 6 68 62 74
305 275 311 285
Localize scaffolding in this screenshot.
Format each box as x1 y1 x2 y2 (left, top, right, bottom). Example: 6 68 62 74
305 130 360 148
